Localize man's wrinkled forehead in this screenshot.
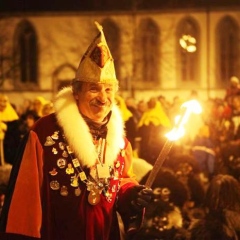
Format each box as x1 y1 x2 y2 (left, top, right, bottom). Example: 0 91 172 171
83 82 116 89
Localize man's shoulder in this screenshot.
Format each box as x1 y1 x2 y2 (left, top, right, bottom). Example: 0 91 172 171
33 113 58 131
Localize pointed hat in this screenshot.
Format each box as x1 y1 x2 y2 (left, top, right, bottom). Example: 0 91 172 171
74 21 118 85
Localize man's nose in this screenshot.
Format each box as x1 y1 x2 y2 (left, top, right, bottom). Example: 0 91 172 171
97 90 107 103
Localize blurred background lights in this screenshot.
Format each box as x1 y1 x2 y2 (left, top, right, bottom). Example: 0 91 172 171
179 34 197 52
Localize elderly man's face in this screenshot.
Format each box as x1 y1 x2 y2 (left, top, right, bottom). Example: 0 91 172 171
74 82 116 123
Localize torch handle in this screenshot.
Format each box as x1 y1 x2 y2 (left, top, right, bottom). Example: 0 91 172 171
144 139 173 188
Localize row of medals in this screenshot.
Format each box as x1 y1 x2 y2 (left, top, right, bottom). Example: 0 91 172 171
45 131 121 205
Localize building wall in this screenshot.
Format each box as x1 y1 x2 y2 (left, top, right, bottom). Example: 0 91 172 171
0 8 240 110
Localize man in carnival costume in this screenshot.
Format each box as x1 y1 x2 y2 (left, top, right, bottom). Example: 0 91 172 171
0 22 152 240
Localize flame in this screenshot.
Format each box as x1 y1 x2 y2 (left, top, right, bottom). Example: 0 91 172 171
165 99 202 141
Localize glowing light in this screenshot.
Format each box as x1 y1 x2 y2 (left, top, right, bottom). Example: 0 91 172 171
165 99 202 141
179 35 197 52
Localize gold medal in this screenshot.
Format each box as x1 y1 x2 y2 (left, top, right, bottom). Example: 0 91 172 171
88 189 100 205
72 158 80 168
57 158 67 169
51 131 59 140
52 148 58 155
66 145 73 154
71 175 79 187
59 142 65 150
50 180 60 190
75 187 81 196
79 172 87 181
49 168 58 176
44 136 55 146
60 185 68 196
62 150 68 158
66 163 74 174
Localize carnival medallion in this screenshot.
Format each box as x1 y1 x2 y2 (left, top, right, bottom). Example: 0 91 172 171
75 187 81 196
50 180 60 190
88 189 101 205
60 186 68 196
44 136 55 146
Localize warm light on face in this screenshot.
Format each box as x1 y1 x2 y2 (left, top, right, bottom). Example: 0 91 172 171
165 99 202 141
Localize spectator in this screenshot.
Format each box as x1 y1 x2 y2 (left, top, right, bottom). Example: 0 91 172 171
225 76 240 109
190 174 240 240
137 97 171 165
0 94 21 165
115 95 137 152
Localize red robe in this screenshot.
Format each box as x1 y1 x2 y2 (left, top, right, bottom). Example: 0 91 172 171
0 87 142 240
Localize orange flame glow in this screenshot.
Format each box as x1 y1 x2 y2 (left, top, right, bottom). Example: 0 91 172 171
165 99 202 141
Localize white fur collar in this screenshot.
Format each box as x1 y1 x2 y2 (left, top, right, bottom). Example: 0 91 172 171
53 87 125 168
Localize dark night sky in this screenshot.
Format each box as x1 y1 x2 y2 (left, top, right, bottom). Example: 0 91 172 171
1 0 240 13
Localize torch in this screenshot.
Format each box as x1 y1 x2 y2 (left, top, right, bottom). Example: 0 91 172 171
145 99 202 188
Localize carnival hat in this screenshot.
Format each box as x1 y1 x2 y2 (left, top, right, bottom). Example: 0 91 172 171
74 21 118 85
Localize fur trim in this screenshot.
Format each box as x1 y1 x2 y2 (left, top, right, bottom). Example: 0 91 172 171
53 87 125 168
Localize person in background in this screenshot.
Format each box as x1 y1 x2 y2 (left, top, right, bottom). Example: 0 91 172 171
0 94 20 165
0 22 152 240
125 96 142 124
115 95 137 155
137 97 172 165
32 96 48 118
191 124 216 181
136 99 148 119
18 110 40 139
42 101 54 116
224 76 240 109
189 174 240 240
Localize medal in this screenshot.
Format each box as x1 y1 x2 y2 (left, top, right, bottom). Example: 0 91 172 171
51 131 59 140
66 163 74 174
66 145 73 154
71 175 79 187
62 150 68 158
59 142 65 150
60 186 68 196
72 158 80 168
75 187 81 196
88 189 100 205
57 158 67 169
52 148 58 155
50 180 60 190
79 172 87 181
44 136 55 146
49 168 58 176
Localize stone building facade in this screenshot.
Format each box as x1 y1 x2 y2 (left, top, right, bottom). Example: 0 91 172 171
0 3 240 109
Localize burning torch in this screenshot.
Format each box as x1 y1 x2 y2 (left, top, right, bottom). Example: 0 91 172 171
145 99 202 188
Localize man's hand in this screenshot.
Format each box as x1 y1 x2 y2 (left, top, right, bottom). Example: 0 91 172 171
130 185 153 211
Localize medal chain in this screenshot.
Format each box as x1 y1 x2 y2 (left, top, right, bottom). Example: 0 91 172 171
62 133 111 193
61 133 90 184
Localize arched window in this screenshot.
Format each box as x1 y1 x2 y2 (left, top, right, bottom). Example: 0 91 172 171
52 63 76 95
176 17 199 86
216 16 240 86
13 19 38 88
136 18 160 89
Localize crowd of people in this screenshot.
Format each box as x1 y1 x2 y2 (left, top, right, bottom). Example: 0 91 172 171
0 20 240 239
